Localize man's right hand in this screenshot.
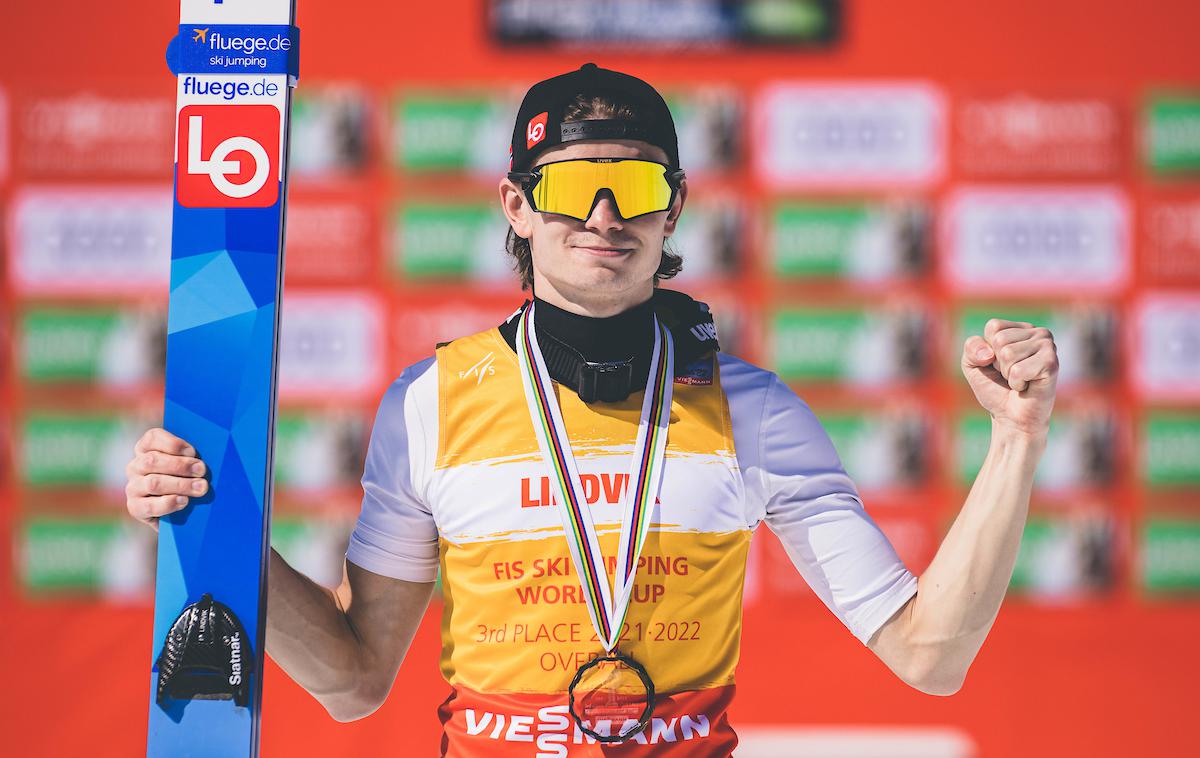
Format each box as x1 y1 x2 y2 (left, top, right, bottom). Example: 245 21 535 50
124 429 433 722
125 427 209 530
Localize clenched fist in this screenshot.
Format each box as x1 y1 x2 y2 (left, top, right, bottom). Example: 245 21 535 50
961 319 1059 437
125 427 208 530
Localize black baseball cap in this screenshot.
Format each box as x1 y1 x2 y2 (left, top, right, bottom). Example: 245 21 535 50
509 62 680 172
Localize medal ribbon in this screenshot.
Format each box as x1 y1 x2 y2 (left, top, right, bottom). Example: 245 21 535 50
516 302 673 652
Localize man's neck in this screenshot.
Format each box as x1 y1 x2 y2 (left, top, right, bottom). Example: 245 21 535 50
496 287 722 402
531 275 654 318
531 294 656 366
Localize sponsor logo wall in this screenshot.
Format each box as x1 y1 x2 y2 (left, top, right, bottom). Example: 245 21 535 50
7 45 1200 758
4 75 1197 610
2 5 1199 756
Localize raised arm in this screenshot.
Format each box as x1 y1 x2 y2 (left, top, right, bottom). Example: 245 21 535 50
868 319 1058 695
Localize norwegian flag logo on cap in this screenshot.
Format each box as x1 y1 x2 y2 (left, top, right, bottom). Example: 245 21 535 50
526 111 548 149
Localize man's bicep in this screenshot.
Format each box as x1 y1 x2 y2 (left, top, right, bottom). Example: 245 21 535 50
339 558 435 696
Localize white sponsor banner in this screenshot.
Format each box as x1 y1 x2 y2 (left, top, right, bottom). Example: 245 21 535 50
1131 294 1200 399
1144 193 1200 280
392 298 512 367
956 94 1120 176
941 186 1130 294
17 91 174 178
286 197 373 279
753 81 946 188
7 186 172 295
278 291 384 397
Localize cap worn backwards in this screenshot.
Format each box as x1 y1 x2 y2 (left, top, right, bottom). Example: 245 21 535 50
509 62 680 172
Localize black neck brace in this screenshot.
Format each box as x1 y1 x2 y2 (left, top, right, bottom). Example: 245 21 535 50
497 289 721 403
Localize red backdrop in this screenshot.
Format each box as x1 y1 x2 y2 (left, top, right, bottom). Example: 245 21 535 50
2 1 1200 756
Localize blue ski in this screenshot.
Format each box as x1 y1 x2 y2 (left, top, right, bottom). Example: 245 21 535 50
149 2 299 756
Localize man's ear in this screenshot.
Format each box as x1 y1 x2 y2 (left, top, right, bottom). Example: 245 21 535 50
662 178 688 238
499 177 533 239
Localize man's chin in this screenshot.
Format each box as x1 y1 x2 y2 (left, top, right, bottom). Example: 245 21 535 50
549 268 648 298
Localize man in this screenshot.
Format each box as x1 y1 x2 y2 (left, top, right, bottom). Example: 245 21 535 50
125 63 1059 755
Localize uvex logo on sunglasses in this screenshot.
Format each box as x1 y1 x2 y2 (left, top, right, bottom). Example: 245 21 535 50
526 111 548 149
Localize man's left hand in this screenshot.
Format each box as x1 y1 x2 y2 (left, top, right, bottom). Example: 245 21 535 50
960 319 1059 437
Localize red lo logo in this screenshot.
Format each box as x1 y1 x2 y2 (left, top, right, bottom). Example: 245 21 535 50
176 104 280 208
526 111 548 150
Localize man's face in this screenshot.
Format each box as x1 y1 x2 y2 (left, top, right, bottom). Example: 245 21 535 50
499 139 687 309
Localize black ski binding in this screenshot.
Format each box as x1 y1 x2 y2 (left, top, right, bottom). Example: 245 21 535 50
155 593 254 708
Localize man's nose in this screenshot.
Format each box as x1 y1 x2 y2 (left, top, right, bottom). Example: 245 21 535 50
585 189 625 231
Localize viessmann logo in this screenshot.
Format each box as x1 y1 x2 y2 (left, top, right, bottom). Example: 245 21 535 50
176 105 279 208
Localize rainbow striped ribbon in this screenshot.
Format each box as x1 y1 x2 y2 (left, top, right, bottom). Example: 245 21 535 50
515 302 674 652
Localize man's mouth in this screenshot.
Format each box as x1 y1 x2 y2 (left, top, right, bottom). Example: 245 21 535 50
572 244 634 256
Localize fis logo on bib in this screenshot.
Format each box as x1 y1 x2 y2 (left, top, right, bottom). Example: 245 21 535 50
176 105 280 208
458 352 496 384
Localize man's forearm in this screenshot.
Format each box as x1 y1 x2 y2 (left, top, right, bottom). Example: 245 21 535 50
907 423 1046 691
262 549 369 716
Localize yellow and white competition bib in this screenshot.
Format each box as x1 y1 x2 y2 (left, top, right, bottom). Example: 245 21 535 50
346 326 919 757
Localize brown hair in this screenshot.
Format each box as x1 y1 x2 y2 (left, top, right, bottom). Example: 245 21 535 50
505 93 683 290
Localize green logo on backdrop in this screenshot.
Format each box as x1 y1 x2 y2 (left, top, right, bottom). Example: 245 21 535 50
21 415 128 486
956 414 1061 486
274 415 319 487
21 309 121 382
1142 519 1200 592
1142 414 1200 486
21 519 131 592
1009 518 1057 592
270 519 316 558
394 95 501 172
771 203 871 276
771 309 869 380
820 414 871 472
392 202 504 278
1145 95 1200 174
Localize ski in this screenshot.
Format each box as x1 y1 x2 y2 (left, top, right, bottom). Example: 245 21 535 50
148 1 299 756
